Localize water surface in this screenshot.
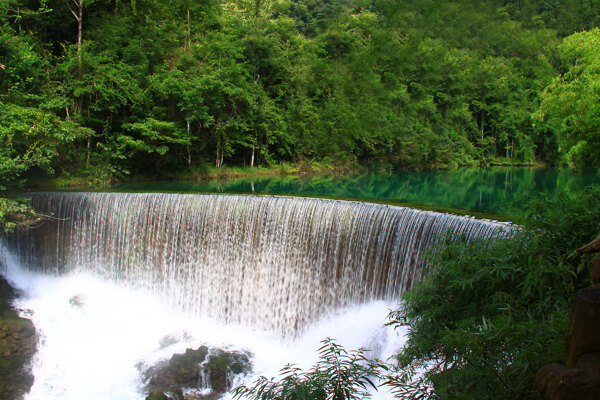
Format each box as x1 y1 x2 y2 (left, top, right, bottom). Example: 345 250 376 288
113 167 600 217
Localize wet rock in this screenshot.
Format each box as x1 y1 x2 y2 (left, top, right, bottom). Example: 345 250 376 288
145 346 209 389
141 346 252 400
0 277 37 400
146 391 170 400
69 295 85 308
203 348 251 393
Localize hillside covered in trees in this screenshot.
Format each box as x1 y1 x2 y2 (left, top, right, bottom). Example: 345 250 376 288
2 0 600 190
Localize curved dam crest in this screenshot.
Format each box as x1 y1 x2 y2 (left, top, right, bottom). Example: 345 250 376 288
6 192 508 337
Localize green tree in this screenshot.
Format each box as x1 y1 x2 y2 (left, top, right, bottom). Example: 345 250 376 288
0 104 89 232
539 28 600 167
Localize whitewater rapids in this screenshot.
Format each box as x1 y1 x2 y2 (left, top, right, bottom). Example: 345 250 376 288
1 244 406 400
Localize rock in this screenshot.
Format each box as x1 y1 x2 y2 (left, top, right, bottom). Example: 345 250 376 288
536 363 600 400
0 277 37 400
203 349 252 393
566 288 600 368
146 391 169 400
146 346 209 389
69 295 85 308
141 346 252 400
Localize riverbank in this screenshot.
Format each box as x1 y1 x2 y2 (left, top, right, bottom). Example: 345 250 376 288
39 161 362 190
34 159 549 190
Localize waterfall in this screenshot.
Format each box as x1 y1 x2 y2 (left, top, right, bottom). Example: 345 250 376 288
6 192 508 337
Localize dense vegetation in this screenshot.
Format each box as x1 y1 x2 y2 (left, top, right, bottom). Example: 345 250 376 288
3 0 600 230
3 0 600 180
236 186 600 400
389 186 600 399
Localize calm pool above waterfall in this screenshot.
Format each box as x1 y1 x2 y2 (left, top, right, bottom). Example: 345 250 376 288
109 167 600 216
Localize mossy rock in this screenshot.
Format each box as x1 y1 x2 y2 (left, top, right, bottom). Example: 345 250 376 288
203 349 252 393
142 345 252 399
0 277 37 400
145 346 209 389
146 391 169 400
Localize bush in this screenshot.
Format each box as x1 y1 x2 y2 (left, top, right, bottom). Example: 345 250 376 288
387 186 600 400
233 339 382 400
0 197 41 234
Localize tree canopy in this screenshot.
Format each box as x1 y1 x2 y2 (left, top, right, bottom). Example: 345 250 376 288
1 0 600 204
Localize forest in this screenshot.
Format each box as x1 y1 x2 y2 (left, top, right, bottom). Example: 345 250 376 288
2 0 600 226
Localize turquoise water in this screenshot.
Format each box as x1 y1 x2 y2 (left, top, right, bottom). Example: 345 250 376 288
113 167 600 217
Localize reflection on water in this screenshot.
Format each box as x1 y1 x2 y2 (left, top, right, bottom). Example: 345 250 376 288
113 167 600 216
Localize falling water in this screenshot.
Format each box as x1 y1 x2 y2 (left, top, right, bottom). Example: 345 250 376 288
6 192 508 337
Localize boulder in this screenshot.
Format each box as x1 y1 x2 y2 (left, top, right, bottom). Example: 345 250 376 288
146 391 170 400
566 289 600 368
203 348 251 394
0 277 37 400
141 345 252 400
536 363 600 400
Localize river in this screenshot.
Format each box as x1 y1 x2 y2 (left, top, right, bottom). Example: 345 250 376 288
110 167 600 216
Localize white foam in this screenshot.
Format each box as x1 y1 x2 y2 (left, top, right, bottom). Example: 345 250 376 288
1 244 405 400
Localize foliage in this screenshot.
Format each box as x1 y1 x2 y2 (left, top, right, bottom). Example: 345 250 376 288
3 0 600 181
233 338 382 400
0 104 89 232
0 5 90 230
539 28 600 167
0 197 41 234
2 0 600 228
387 186 600 400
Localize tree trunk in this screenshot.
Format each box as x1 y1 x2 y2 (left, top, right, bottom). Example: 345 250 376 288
481 110 484 141
578 234 600 255
566 288 600 368
86 138 90 168
250 144 255 168
68 0 84 121
511 138 514 160
186 121 192 166
78 5 82 57
86 99 90 168
186 3 191 50
69 0 83 66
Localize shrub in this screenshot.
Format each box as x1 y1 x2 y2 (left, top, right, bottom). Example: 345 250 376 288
387 186 600 400
233 339 382 400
